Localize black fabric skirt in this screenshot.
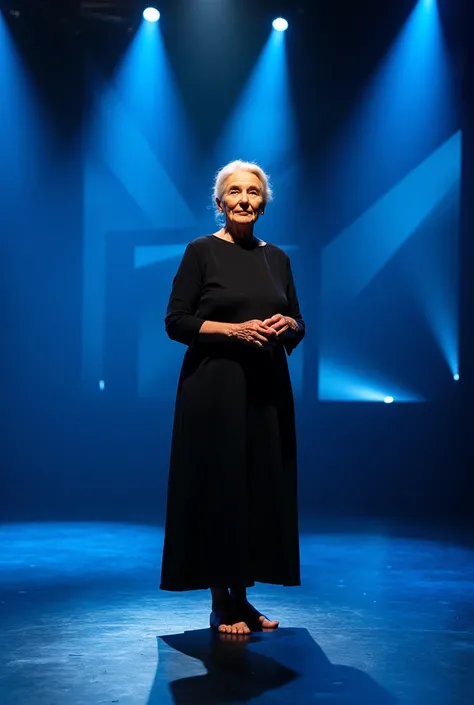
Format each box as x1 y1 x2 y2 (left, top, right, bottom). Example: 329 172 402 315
159 342 301 591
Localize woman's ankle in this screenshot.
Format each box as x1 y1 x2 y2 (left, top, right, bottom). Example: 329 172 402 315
210 587 230 608
229 587 247 602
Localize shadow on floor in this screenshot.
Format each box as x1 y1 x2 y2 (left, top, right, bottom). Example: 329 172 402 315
149 627 397 705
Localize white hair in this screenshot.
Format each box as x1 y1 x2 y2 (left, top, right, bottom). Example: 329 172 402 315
212 159 273 219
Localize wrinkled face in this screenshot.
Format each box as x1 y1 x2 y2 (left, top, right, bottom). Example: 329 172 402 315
216 170 265 226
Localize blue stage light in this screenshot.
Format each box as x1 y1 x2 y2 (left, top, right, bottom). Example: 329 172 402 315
384 396 394 404
143 7 160 23
453 374 459 381
272 17 288 32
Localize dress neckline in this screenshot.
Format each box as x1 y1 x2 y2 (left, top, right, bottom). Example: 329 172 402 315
211 234 267 249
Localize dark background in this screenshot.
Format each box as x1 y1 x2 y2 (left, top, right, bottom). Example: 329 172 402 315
1 0 472 528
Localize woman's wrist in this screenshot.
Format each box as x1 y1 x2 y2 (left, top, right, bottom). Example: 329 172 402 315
226 323 241 338
199 320 237 337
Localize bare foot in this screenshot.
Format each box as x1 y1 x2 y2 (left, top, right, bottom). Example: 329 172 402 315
210 605 251 635
234 599 279 631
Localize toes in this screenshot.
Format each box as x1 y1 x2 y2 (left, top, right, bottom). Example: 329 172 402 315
218 622 252 634
214 604 276 634
234 621 250 635
259 616 279 629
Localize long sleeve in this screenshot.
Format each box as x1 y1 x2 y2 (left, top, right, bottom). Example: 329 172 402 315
165 243 206 346
283 254 305 356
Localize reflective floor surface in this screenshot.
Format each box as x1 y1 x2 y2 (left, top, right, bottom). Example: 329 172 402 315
0 521 473 704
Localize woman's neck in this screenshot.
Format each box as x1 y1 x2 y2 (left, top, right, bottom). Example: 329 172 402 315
220 223 254 243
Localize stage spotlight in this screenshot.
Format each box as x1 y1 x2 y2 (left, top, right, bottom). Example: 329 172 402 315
99 380 105 391
384 396 394 404
272 17 288 32
143 7 160 23
453 374 459 381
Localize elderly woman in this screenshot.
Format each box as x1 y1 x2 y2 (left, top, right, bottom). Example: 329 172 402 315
160 159 305 635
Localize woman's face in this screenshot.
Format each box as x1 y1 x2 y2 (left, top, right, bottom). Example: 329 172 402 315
217 170 265 226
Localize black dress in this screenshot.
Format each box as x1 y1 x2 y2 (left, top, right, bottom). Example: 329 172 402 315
159 234 305 591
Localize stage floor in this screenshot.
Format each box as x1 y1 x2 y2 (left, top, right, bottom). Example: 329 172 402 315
0 521 473 705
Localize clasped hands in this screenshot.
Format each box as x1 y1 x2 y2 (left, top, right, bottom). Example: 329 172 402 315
231 314 298 348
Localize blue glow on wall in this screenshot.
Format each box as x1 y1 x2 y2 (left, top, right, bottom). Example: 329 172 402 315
325 0 455 218
214 29 296 167
0 14 49 218
322 132 461 302
134 244 188 269
319 359 423 402
319 0 459 401
82 21 196 391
